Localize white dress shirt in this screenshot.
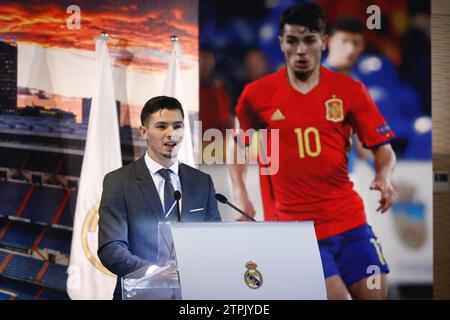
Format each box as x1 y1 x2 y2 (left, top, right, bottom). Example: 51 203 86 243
144 152 182 214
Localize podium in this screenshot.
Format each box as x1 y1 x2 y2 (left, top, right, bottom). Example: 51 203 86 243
122 221 326 300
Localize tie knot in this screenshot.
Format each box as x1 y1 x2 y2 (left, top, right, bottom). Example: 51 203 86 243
157 168 172 181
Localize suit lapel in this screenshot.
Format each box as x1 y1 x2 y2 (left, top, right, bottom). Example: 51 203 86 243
178 163 194 217
134 156 165 219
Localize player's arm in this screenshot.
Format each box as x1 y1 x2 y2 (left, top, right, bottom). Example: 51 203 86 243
227 125 256 221
370 143 396 213
349 80 397 213
353 134 373 160
228 85 263 221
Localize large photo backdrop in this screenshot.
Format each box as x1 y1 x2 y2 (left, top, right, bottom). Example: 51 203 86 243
199 0 432 296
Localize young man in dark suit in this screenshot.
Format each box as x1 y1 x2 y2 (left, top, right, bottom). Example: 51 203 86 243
98 96 221 299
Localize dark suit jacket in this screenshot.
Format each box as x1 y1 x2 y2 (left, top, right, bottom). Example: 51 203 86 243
98 155 221 299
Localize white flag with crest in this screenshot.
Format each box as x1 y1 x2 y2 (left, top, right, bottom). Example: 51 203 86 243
163 38 196 167
67 36 121 300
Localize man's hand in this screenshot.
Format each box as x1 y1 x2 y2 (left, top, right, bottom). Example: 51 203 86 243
233 193 256 221
370 177 396 213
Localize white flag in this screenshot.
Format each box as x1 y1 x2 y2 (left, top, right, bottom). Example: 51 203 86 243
163 39 196 167
67 37 121 300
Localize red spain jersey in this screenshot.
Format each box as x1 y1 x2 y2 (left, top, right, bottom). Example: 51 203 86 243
235 66 395 240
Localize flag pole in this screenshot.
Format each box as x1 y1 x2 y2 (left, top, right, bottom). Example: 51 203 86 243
67 31 120 300
163 35 196 167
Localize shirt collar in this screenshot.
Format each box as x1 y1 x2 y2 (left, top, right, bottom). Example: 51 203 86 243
144 152 179 175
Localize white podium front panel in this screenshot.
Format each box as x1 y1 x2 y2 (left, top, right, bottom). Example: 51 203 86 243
171 222 326 300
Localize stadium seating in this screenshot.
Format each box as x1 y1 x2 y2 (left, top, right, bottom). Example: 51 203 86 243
0 178 73 299
56 190 76 228
0 250 8 264
0 292 13 299
22 185 66 224
0 181 31 218
0 274 69 300
40 263 68 291
23 152 62 174
0 251 68 292
0 148 27 169
1 253 42 283
0 276 36 298
0 219 71 254
0 218 41 249
0 122 12 129
39 227 72 254
0 180 75 227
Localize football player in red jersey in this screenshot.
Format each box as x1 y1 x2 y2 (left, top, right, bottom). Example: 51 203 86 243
228 3 396 300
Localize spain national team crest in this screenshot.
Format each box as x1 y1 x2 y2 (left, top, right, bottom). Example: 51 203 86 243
325 95 344 122
244 261 263 289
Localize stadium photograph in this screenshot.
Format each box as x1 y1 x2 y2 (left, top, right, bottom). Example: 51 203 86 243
0 0 448 304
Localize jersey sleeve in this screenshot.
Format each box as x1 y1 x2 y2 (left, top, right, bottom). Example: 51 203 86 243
349 81 395 149
234 85 263 146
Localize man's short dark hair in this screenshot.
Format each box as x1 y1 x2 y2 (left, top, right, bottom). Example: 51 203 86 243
140 96 184 126
280 3 326 35
329 16 364 36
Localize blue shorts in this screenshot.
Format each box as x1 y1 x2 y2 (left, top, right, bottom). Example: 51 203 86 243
318 224 390 286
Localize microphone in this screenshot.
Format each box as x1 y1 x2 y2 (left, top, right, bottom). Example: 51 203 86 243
215 193 256 222
174 190 181 222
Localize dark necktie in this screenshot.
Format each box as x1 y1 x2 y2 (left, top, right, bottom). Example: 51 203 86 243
157 168 179 220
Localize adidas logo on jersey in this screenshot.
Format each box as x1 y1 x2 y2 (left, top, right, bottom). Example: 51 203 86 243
271 109 285 121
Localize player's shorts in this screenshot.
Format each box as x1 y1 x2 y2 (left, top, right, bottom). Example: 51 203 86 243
318 223 390 286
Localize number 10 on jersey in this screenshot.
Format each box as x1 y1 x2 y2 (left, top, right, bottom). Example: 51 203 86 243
294 127 321 158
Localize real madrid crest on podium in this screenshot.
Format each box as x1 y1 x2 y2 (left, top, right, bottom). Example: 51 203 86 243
244 261 263 289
